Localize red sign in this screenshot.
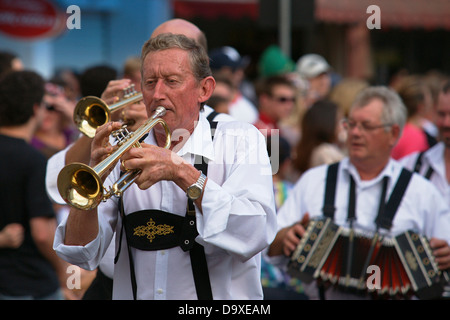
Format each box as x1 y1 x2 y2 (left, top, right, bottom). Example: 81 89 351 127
0 0 66 39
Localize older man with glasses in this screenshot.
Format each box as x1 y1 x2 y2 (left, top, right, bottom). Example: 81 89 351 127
267 86 450 300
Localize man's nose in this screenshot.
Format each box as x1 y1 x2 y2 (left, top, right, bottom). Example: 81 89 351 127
153 80 166 100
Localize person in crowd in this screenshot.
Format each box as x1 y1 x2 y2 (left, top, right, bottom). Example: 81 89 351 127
0 51 24 76
400 80 450 206
116 56 148 129
292 99 345 178
329 77 369 118
253 75 296 138
206 74 234 114
209 46 258 123
0 70 76 300
399 80 450 299
258 44 295 79
391 75 434 159
53 33 276 300
296 53 333 108
52 68 81 104
122 56 142 91
267 86 450 300
31 81 77 159
421 71 449 142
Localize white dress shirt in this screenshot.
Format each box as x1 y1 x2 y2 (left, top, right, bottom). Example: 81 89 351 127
272 157 450 299
399 142 450 207
47 106 234 280
53 108 277 300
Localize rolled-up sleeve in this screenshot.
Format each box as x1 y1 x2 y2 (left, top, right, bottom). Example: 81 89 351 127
53 199 118 270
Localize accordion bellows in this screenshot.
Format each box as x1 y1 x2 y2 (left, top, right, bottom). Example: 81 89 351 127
288 217 448 299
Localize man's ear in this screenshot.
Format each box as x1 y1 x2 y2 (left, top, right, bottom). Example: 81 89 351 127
198 76 216 104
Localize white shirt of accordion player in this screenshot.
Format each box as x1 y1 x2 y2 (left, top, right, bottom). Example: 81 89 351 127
53 109 277 300
273 157 450 299
399 142 450 207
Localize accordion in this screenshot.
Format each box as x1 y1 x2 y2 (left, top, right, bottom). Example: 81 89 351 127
288 217 449 299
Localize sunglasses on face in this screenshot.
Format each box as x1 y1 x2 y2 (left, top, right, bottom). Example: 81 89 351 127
271 96 296 103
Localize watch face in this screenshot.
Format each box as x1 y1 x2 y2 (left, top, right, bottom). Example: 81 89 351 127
188 186 201 200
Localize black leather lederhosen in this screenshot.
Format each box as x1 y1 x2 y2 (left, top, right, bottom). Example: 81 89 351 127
319 161 413 299
114 111 219 300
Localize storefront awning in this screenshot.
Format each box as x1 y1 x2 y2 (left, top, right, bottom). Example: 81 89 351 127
315 0 450 30
173 0 258 20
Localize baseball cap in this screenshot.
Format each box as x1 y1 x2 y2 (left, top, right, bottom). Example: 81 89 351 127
209 46 250 71
258 45 295 77
296 53 331 78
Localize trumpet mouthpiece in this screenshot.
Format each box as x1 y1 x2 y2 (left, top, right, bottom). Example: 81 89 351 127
153 106 166 119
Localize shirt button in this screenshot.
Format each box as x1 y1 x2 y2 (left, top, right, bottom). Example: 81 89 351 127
160 250 166 255
157 288 163 295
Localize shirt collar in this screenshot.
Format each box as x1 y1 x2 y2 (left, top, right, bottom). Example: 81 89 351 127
171 110 216 163
341 157 396 187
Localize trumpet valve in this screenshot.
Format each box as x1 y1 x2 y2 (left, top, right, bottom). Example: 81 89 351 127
123 84 138 99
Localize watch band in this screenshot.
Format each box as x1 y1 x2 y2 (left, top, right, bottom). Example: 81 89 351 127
187 171 207 200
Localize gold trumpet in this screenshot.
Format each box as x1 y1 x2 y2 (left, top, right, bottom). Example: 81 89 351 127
74 84 142 138
57 106 171 210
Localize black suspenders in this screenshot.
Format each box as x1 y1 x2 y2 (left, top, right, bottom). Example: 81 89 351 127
116 111 219 300
322 161 413 230
319 161 413 300
186 110 219 300
413 151 434 180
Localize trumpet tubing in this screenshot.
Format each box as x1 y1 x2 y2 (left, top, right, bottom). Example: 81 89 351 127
58 106 171 210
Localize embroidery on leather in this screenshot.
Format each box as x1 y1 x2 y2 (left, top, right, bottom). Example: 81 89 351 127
133 218 174 242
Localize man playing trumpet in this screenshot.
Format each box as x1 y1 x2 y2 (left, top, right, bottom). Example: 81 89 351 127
53 33 277 300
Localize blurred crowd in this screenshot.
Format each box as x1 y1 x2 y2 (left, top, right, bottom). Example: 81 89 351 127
0 17 449 300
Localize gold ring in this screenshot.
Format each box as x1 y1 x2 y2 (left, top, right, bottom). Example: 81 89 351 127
122 160 127 171
121 110 127 123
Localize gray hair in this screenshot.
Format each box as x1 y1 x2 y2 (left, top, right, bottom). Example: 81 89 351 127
140 32 212 82
350 86 407 134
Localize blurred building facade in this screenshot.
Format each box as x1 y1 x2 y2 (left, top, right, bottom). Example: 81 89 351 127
0 0 171 78
1 0 449 84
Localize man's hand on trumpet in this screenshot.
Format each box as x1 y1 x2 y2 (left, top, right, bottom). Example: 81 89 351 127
102 79 148 131
90 121 122 180
120 142 206 211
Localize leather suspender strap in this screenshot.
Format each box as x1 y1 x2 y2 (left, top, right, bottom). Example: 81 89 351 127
323 163 413 231
322 162 339 218
186 112 218 300
413 151 425 173
375 168 413 230
413 151 434 180
186 154 213 300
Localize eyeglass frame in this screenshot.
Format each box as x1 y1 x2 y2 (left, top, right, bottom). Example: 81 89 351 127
341 118 393 132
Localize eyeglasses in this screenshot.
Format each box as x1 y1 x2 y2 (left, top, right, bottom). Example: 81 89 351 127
271 96 296 103
341 118 393 132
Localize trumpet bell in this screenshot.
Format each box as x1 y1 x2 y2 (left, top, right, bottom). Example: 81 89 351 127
57 162 104 210
74 96 109 138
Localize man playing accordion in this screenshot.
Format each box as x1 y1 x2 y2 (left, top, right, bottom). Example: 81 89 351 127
268 86 450 300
